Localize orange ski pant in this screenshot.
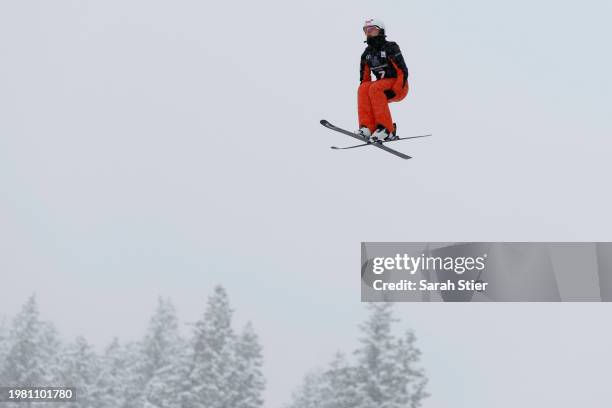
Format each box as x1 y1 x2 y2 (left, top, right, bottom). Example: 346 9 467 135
358 78 408 133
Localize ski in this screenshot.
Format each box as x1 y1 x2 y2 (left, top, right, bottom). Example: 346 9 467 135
320 119 411 160
331 134 432 150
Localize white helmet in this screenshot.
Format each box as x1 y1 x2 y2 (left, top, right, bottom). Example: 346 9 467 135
363 18 385 32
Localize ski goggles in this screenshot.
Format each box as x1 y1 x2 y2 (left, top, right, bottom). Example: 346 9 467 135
363 25 381 34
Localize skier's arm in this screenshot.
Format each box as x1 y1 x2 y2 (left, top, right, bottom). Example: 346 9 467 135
360 55 371 83
389 44 409 92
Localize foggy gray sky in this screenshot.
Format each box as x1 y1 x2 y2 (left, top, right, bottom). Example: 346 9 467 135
1 1 612 407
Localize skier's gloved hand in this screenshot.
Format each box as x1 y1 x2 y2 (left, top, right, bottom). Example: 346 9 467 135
384 89 396 100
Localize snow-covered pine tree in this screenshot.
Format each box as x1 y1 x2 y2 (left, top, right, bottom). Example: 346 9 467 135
54 335 101 408
284 370 326 408
393 330 429 408
142 350 190 408
319 352 362 408
230 322 265 408
95 338 130 408
354 302 400 408
287 303 429 408
1 295 59 389
110 339 147 408
139 297 187 408
141 298 180 379
354 303 428 408
186 286 236 408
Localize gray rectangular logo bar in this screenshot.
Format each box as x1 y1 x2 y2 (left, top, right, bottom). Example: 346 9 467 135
361 242 612 302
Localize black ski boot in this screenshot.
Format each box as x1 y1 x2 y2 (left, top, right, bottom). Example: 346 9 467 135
371 124 390 143
384 123 399 142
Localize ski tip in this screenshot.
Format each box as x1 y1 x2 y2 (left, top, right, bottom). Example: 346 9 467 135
320 119 330 126
330 146 340 150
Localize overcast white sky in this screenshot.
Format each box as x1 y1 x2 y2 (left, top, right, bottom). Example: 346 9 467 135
1 1 612 407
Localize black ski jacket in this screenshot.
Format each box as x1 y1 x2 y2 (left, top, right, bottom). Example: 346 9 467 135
360 39 409 89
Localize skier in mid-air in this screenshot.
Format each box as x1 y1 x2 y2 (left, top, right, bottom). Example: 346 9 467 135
357 19 409 143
